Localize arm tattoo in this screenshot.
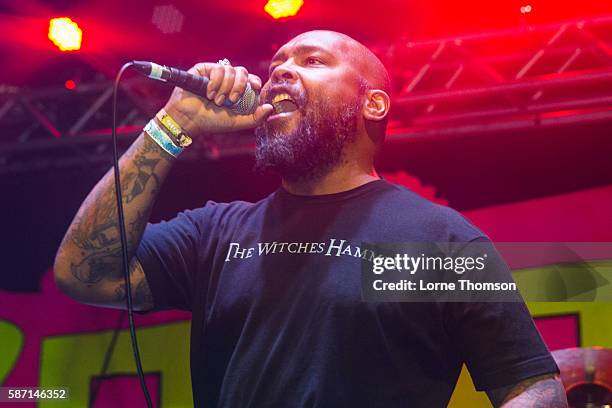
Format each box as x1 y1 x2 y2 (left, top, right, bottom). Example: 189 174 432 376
123 151 163 203
488 374 568 408
114 283 126 301
134 279 154 308
67 135 170 285
71 246 123 284
69 203 150 283
113 267 154 310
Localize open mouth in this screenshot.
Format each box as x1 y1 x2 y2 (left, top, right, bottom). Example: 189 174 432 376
271 93 299 115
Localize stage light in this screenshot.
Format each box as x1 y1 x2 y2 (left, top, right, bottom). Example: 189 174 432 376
264 0 304 19
520 4 533 14
64 80 76 90
48 17 82 51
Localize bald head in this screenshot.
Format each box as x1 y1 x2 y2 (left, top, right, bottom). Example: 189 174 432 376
288 30 391 93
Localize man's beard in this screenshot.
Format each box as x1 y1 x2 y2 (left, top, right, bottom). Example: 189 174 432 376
254 95 361 183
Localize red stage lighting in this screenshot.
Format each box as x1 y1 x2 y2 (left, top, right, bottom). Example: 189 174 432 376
520 4 533 14
64 80 76 90
264 0 304 19
48 17 82 51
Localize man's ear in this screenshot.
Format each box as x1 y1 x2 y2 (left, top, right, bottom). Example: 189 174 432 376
362 89 390 122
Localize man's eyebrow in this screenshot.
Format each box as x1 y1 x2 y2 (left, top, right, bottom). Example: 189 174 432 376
271 44 333 63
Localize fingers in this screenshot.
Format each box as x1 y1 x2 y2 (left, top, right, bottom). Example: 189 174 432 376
213 66 234 105
189 62 267 127
254 103 274 123
228 66 248 103
206 64 225 101
190 63 211 76
232 103 274 130
191 62 263 107
248 74 262 91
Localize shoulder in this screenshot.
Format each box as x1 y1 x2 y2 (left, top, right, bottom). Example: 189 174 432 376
178 193 273 231
378 181 487 242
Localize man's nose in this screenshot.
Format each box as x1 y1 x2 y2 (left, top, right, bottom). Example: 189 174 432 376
271 62 298 83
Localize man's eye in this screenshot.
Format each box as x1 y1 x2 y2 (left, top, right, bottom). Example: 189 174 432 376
306 57 321 65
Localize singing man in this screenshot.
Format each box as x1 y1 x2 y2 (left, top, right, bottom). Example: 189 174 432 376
54 30 567 407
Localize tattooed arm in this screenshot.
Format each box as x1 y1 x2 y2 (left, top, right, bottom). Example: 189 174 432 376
486 374 568 408
53 131 173 311
54 63 270 311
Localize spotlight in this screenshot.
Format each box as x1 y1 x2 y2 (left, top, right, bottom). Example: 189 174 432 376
264 0 304 19
48 17 82 51
520 4 533 14
64 80 76 90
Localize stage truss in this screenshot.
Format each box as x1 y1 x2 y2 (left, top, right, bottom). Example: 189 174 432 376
1 15 612 175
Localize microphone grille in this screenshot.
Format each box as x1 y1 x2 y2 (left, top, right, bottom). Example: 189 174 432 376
231 83 259 115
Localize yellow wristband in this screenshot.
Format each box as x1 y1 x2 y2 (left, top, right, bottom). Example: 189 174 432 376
156 109 193 148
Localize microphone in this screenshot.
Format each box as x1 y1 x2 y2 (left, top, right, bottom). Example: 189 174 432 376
131 61 259 115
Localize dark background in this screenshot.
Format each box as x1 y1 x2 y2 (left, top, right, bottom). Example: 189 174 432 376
1 0 611 291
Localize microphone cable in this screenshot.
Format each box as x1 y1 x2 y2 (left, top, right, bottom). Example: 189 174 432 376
89 311 126 406
110 61 154 408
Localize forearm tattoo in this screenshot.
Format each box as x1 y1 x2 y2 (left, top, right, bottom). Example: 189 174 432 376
113 278 154 307
67 135 170 285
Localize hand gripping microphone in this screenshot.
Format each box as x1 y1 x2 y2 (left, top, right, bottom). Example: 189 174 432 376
131 61 259 115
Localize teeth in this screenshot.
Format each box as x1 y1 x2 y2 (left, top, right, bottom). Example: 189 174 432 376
271 93 293 104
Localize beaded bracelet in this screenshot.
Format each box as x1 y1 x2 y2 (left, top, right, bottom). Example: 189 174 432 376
144 119 183 157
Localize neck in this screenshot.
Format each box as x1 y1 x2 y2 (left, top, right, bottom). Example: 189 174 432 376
281 162 380 196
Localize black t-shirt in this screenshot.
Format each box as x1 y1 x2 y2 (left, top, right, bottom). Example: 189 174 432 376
136 180 558 407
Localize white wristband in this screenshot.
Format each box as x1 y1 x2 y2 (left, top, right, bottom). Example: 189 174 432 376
144 120 183 157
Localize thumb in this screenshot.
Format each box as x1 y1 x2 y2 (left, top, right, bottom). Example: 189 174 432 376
233 103 274 130
253 104 274 124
